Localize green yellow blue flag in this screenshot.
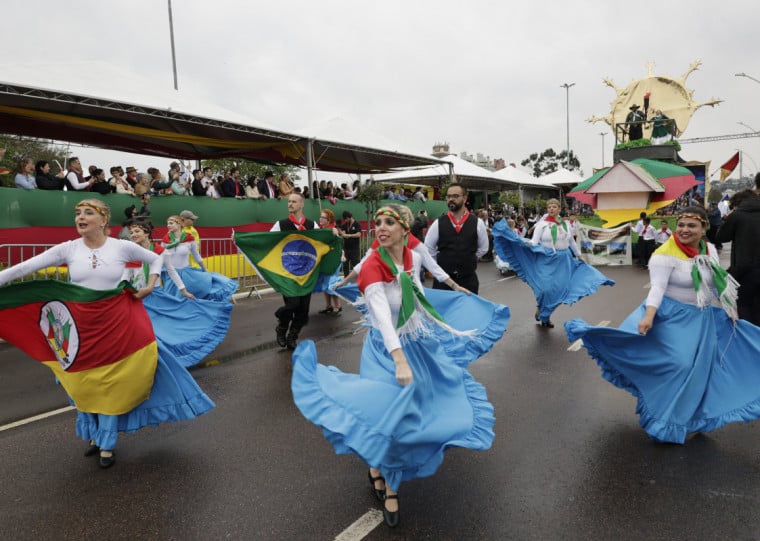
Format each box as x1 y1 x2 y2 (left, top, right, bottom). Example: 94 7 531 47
234 229 343 297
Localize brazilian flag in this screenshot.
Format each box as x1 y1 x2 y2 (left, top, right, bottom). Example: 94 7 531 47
234 229 343 297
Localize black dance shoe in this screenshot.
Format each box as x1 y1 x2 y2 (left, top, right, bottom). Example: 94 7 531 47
367 470 386 501
84 441 99 457
382 494 400 528
98 451 115 469
318 307 334 314
286 331 299 351
275 325 288 348
540 320 555 329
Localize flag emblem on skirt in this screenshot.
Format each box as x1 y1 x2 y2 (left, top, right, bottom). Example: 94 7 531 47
40 300 80 371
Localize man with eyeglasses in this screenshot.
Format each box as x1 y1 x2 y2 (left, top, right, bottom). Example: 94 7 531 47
424 182 489 294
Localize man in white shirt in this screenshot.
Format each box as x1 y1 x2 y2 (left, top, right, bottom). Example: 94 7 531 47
424 183 489 294
270 193 318 350
201 167 214 190
65 157 92 191
639 217 657 268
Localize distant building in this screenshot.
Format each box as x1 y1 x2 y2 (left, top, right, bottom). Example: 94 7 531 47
432 142 451 158
432 143 505 171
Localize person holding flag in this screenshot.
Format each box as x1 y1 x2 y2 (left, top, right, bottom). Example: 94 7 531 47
493 198 614 328
233 193 343 351
0 199 214 469
291 204 509 528
270 192 319 349
566 206 760 444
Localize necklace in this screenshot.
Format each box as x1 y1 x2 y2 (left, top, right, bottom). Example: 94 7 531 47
90 249 101 269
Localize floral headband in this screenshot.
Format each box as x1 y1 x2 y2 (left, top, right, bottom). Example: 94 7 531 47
677 212 707 226
75 201 109 218
375 208 409 231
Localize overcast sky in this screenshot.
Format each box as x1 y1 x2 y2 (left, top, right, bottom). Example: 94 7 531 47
4 0 759 182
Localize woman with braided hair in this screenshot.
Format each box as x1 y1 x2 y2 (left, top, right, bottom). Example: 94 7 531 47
291 205 509 528
566 206 760 443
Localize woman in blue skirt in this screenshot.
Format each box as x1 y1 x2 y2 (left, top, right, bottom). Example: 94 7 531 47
565 207 760 443
160 215 238 302
291 205 509 527
0 200 214 468
124 221 232 367
492 198 614 328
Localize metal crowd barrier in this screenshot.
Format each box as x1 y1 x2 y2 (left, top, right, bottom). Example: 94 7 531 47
0 231 376 297
0 239 265 298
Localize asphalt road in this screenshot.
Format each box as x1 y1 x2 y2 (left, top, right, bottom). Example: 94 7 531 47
2 248 760 541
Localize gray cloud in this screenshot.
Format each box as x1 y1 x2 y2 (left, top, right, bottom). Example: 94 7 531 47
5 0 759 180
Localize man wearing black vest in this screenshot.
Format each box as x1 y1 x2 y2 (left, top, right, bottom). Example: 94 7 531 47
424 182 489 294
270 192 318 349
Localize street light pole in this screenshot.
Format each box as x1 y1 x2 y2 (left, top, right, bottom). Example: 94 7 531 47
561 83 576 168
736 72 760 85
167 0 178 90
599 132 607 168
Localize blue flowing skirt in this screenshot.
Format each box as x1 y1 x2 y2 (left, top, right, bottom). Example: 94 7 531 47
292 288 509 491
565 297 760 443
143 288 232 368
162 267 238 302
75 348 215 450
492 220 614 322
312 264 343 296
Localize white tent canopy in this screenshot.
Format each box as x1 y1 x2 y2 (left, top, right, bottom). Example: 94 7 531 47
373 154 518 192
492 164 546 188
539 167 584 187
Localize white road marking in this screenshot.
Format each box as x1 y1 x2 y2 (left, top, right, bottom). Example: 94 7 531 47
0 405 75 432
567 320 610 351
497 275 515 282
334 509 384 541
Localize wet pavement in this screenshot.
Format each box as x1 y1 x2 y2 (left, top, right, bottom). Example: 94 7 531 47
2 245 759 540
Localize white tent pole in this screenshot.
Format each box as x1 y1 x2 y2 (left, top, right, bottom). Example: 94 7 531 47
518 186 524 213
306 138 314 199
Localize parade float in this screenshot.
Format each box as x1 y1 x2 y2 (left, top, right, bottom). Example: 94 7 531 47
572 61 722 227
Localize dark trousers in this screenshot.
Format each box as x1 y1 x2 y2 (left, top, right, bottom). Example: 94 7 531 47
275 294 311 332
433 272 479 295
342 252 360 277
737 269 760 327
641 239 656 266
